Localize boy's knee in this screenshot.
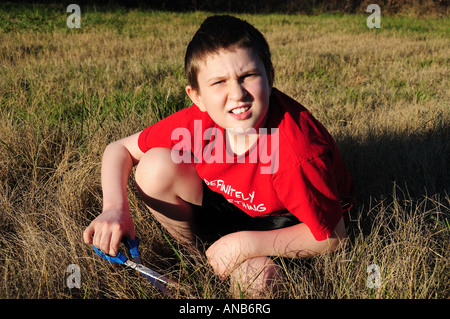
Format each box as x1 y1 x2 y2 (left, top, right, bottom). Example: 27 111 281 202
135 147 201 203
135 148 178 195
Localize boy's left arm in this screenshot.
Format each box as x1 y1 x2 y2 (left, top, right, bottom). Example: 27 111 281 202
206 216 346 279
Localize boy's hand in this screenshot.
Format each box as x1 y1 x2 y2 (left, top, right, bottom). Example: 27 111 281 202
83 208 135 256
205 231 256 280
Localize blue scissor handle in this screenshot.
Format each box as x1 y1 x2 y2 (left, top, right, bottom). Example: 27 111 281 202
93 245 128 264
123 237 140 259
93 237 141 264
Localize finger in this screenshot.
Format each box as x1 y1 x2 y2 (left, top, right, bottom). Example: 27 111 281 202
83 225 94 244
100 230 113 255
109 229 123 257
92 228 102 249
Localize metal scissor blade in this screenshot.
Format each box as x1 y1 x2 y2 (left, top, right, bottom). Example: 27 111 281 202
124 260 172 297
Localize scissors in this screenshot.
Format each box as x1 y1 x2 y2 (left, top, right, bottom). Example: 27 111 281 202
93 237 175 297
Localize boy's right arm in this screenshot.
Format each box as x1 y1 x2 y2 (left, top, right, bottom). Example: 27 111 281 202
83 132 145 256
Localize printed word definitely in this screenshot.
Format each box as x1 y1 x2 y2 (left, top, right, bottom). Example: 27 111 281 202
204 178 266 213
171 120 279 174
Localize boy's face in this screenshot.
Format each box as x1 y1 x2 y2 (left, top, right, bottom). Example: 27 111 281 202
186 47 274 134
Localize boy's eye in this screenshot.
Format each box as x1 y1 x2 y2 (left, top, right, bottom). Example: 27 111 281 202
210 73 259 86
211 79 225 86
242 73 258 80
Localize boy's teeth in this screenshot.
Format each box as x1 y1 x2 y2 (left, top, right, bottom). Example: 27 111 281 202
231 106 250 114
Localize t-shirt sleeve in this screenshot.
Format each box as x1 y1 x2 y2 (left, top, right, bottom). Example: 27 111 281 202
137 121 175 153
137 107 195 154
273 154 344 241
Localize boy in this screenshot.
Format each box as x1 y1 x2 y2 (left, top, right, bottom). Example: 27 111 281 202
83 15 354 298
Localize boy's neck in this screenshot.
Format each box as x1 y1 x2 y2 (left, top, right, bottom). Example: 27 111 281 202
225 130 259 156
224 108 270 155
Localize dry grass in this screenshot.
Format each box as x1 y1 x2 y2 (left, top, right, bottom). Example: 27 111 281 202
0 4 448 299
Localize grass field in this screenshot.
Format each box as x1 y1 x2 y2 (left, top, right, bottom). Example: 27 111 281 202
0 3 449 299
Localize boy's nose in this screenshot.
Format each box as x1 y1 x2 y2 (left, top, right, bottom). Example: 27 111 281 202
228 81 247 102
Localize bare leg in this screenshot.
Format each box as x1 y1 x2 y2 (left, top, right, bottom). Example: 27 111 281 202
134 147 203 245
135 148 286 297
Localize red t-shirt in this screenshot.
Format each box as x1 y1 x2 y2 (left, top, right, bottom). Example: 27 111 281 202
138 88 354 240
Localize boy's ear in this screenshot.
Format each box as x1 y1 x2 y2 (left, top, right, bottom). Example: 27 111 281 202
185 85 207 112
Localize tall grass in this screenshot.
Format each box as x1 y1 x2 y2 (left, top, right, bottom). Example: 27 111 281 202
0 3 448 299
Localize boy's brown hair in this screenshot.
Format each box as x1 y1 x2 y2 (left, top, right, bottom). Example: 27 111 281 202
184 15 273 92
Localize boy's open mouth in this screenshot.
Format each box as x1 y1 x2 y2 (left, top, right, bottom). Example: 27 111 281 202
229 105 252 120
230 106 251 115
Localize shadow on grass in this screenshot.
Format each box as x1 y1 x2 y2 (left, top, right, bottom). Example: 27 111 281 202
335 119 449 238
